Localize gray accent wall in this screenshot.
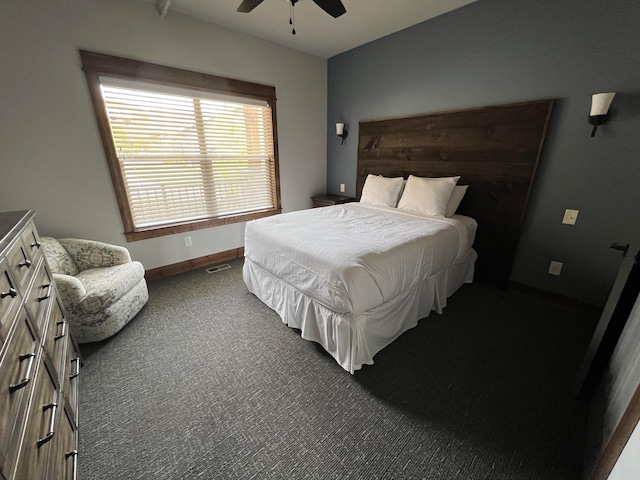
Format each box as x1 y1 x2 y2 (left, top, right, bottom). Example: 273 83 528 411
327 0 640 306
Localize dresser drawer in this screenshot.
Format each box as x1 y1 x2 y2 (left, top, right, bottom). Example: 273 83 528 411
0 310 39 473
0 259 21 344
12 358 60 480
47 404 78 480
63 339 81 428
20 223 43 267
24 260 53 338
5 241 35 294
43 296 68 385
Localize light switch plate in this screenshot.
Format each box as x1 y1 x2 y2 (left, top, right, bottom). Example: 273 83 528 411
562 209 579 225
548 261 563 276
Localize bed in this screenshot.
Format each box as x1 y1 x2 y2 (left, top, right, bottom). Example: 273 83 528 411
244 100 554 373
243 199 477 373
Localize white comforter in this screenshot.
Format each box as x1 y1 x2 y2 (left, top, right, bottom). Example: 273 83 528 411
244 203 477 316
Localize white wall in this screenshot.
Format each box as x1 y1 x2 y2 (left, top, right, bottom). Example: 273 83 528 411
0 0 327 270
608 420 640 480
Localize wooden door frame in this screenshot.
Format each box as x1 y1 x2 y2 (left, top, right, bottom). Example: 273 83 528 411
591 382 640 479
573 238 640 396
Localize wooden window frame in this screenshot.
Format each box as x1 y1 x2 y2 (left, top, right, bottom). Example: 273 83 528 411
80 50 282 241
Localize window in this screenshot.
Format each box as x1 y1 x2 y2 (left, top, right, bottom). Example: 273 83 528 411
80 51 281 241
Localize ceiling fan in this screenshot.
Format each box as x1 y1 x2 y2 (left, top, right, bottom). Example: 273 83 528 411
237 0 347 19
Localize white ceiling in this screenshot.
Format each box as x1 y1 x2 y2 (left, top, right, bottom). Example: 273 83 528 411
156 0 477 59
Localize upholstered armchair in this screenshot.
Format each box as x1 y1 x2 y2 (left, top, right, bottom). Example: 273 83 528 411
40 237 148 343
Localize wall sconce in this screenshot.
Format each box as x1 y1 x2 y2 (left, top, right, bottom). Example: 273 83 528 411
589 92 616 137
336 122 348 145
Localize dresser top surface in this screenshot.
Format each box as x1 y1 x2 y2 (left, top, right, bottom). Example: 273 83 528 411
0 210 34 255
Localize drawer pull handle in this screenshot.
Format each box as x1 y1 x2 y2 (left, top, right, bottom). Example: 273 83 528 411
54 320 67 340
66 450 78 480
1 287 17 299
37 402 57 447
70 357 81 379
9 352 36 392
19 259 32 269
38 284 53 301
31 233 42 249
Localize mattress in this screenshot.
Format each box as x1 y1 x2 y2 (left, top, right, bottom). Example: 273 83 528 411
244 203 477 316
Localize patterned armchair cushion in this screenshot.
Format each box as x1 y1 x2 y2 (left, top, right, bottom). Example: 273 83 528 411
75 261 146 314
57 238 132 270
40 237 79 276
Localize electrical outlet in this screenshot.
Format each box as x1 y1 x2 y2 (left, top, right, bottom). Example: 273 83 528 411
562 209 579 225
184 236 192 247
548 261 563 276
340 183 345 193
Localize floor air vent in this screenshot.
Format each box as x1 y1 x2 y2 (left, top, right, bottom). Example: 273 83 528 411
206 263 231 273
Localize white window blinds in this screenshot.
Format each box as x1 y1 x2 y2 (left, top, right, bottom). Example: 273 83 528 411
99 78 276 228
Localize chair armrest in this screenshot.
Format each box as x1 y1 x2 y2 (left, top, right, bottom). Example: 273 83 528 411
57 238 132 269
52 273 87 307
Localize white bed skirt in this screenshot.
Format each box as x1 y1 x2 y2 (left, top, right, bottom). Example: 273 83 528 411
243 248 477 374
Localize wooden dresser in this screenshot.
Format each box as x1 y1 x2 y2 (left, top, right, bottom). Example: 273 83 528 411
0 211 80 480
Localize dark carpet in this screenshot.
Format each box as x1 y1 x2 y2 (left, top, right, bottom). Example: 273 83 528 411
78 259 598 479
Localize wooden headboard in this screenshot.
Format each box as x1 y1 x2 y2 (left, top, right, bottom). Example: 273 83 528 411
357 99 554 288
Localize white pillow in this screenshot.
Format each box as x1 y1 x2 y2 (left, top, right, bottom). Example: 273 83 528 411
445 185 468 217
397 175 460 216
359 174 404 208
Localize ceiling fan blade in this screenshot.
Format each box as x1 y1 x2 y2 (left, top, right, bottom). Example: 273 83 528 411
312 0 346 18
237 0 265 13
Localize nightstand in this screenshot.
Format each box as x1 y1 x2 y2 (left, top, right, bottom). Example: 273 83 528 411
311 194 356 208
